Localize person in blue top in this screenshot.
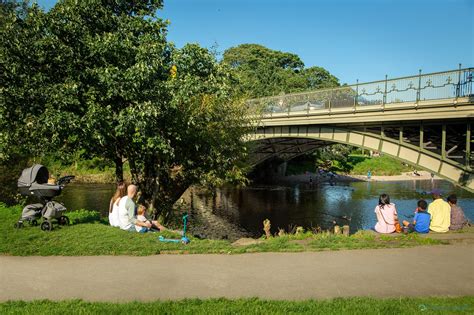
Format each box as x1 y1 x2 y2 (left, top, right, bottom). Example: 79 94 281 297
402 199 431 233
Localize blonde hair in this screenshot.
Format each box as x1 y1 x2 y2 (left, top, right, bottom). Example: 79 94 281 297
137 205 146 216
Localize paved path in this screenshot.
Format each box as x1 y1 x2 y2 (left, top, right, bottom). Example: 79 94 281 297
1 245 473 301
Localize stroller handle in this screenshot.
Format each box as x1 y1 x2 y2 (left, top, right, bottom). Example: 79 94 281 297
58 175 75 186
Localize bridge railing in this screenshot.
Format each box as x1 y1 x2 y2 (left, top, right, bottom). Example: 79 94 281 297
247 67 473 115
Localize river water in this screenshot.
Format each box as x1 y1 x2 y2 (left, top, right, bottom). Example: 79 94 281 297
57 179 474 238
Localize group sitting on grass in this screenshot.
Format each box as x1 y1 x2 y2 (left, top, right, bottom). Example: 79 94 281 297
374 189 469 234
108 182 166 233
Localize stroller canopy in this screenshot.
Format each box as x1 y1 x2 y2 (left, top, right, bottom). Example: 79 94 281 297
18 164 49 188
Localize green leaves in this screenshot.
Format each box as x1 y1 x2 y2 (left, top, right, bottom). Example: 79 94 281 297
222 44 340 98
1 1 251 216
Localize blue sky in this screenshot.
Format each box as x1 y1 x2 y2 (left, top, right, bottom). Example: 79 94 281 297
35 0 473 84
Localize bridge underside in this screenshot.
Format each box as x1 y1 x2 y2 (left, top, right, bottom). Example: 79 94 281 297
249 119 474 192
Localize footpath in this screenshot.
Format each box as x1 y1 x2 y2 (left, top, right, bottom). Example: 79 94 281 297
1 243 473 301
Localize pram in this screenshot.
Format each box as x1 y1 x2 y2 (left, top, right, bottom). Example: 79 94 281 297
16 164 75 231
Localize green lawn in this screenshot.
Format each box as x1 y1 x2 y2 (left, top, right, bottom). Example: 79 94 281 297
1 297 473 314
285 155 416 177
350 155 414 176
0 204 445 256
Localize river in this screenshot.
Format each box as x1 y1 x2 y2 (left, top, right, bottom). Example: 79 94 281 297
56 179 474 238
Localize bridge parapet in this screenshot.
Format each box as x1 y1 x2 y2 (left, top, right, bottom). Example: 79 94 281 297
247 67 473 116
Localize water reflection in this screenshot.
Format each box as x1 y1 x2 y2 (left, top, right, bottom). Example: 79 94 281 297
200 180 474 237
59 180 474 237
56 183 115 214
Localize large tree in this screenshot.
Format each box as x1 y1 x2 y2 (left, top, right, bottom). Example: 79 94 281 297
0 0 251 216
222 44 339 98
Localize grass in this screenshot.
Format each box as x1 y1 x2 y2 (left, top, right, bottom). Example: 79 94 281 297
0 297 473 314
0 204 447 256
350 155 414 176
285 155 416 177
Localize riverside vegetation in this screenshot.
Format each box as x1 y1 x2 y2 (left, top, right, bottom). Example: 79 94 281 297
1 204 444 256
282 154 414 177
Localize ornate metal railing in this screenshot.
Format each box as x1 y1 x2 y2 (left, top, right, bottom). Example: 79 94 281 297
247 67 474 115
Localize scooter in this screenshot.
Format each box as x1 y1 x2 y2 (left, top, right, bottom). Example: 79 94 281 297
158 213 190 244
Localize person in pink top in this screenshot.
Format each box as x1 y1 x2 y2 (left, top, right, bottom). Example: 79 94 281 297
374 193 399 233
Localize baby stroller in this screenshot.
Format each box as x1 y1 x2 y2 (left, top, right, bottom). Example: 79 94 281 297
16 164 75 231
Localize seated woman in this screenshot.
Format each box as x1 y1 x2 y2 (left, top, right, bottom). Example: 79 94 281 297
109 181 127 227
374 193 399 233
448 194 468 231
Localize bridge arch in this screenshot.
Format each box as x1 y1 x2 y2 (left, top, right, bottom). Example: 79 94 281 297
248 124 474 192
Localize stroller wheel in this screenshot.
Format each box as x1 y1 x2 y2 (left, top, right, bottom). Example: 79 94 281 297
31 220 38 226
41 221 52 232
58 216 70 226
14 222 23 229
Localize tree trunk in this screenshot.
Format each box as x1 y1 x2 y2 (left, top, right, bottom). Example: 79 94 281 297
128 157 191 223
147 171 190 223
114 155 123 182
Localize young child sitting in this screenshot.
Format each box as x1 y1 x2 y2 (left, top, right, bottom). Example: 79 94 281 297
402 199 431 233
135 205 166 233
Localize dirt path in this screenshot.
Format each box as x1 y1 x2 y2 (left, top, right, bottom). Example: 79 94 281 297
1 244 473 301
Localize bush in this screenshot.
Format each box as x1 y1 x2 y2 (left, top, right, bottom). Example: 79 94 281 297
0 155 30 206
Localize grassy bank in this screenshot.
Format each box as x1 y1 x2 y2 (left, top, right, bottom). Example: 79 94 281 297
1 297 473 314
40 157 127 184
350 155 414 176
1 204 445 256
285 155 415 177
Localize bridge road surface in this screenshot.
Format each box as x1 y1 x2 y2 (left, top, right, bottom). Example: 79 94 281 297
1 244 473 301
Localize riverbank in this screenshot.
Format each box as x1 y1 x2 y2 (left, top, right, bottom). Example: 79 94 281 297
40 155 422 185
4 203 474 256
66 171 433 185
351 171 439 182
274 170 438 185
52 180 474 243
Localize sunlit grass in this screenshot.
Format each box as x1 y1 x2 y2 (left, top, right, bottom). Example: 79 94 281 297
1 297 473 315
0 204 444 256
350 155 414 176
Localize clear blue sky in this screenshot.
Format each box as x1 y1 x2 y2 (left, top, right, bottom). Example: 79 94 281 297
35 0 473 84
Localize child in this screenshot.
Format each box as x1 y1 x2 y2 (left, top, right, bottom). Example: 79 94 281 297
135 205 166 233
402 199 430 233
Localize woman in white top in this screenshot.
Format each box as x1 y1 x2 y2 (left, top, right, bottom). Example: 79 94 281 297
109 181 127 227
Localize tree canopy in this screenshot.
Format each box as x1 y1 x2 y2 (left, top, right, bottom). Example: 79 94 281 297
222 44 340 98
0 0 251 215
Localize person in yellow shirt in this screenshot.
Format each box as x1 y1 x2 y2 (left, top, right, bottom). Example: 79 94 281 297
427 189 451 233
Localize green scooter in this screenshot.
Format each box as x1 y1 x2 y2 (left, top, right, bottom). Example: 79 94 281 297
158 213 190 244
